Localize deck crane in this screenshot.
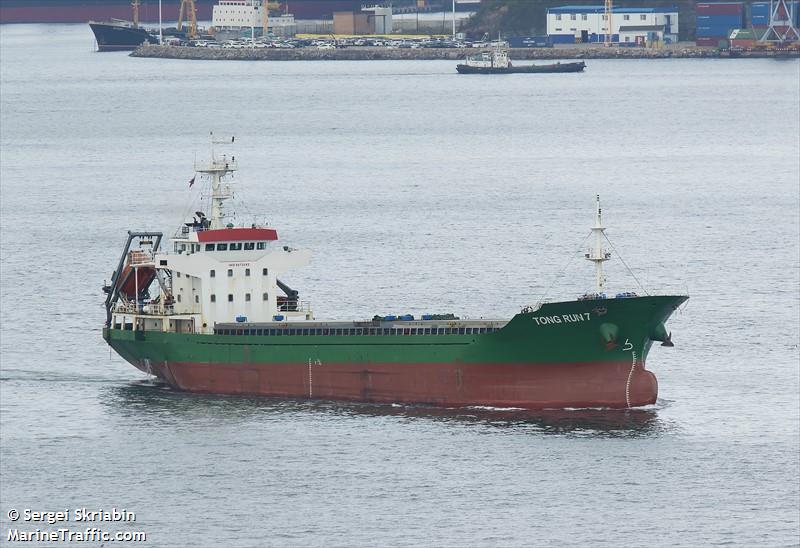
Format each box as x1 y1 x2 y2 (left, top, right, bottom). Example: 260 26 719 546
604 0 613 45
262 1 283 38
177 0 198 38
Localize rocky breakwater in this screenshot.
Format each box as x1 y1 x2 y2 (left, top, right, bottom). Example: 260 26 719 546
131 44 727 61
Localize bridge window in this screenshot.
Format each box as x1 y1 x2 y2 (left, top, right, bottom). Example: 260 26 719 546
245 268 250 276
210 294 216 302
228 294 233 302
205 244 215 251
230 243 242 251
244 242 255 250
176 272 181 278
263 292 268 301
257 242 266 250
582 14 587 20
195 295 199 303
227 269 233 277
217 243 228 251
245 293 251 302
177 294 181 302
555 14 561 20
570 14 576 20
262 268 268 276
210 269 215 277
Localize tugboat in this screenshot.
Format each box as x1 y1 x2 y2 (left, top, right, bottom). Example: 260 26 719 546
456 46 586 74
102 136 686 409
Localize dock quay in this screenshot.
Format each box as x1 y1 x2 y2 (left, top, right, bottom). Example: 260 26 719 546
130 44 799 61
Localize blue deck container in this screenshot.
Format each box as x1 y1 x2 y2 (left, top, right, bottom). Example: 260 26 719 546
507 36 553 48
696 14 745 26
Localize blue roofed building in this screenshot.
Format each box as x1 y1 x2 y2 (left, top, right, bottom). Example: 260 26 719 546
547 5 679 44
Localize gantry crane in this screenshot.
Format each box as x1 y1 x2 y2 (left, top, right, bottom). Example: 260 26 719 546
604 0 613 45
759 0 800 43
177 0 198 38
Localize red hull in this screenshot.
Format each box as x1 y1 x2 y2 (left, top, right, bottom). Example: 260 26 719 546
134 359 658 409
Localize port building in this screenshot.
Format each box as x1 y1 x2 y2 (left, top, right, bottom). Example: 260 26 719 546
546 5 679 44
333 5 393 35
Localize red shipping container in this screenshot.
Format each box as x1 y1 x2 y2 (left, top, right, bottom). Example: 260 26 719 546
697 3 744 15
696 37 724 46
731 38 757 47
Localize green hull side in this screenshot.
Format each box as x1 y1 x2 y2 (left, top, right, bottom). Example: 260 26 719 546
105 295 686 366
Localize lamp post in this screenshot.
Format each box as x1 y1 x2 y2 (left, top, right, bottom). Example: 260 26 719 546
452 0 456 40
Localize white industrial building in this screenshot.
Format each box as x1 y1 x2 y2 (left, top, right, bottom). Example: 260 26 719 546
547 5 679 44
212 0 296 36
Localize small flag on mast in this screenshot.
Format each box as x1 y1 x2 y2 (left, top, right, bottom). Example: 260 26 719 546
189 175 195 187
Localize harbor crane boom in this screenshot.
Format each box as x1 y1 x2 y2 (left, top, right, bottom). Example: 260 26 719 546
262 1 283 38
177 0 197 38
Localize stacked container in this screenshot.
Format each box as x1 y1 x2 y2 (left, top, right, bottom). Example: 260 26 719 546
751 1 771 28
696 2 744 46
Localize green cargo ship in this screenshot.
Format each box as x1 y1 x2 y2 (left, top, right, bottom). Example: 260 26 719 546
103 138 687 409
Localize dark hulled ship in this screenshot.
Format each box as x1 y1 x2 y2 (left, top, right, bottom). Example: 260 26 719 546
89 19 158 51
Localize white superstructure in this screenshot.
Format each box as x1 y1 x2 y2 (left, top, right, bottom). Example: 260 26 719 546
461 44 510 68
212 0 295 35
106 136 311 335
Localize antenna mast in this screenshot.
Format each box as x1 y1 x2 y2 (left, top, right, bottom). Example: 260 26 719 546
196 133 237 230
586 195 612 292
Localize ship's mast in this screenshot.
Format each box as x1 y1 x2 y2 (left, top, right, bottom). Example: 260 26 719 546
195 134 237 230
586 195 611 292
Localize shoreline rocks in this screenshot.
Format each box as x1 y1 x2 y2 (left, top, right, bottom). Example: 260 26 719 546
130 44 799 61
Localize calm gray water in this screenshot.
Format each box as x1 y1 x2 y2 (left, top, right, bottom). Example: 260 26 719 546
1 24 799 547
